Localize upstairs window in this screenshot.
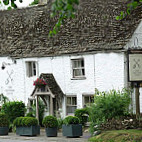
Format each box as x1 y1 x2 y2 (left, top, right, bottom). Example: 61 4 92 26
26 61 37 77
72 58 85 78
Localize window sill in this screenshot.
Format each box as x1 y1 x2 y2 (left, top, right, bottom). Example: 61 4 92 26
71 77 86 80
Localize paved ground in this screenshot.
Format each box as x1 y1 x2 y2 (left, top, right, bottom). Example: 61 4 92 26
0 129 91 142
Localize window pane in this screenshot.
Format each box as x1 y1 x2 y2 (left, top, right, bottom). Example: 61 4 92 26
73 69 82 77
81 69 85 76
67 97 71 105
32 62 36 76
29 62 32 77
84 96 90 104
73 60 78 68
67 106 77 114
78 60 82 67
72 97 77 105
81 59 84 67
90 96 94 103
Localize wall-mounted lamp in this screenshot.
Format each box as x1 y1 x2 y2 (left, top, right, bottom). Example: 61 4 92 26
1 60 17 70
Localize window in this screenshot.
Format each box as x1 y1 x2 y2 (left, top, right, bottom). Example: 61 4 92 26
66 96 77 115
72 58 85 78
26 61 37 77
83 95 94 107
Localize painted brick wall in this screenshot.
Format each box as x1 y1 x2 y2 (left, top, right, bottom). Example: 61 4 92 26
0 52 130 117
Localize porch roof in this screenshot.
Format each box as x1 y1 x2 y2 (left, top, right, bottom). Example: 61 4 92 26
31 73 64 98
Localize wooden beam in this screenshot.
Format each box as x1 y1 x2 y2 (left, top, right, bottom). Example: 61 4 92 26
40 96 47 106
135 85 140 117
36 96 39 124
50 96 53 115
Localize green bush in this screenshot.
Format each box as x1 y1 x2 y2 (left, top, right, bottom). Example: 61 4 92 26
57 118 63 129
42 116 58 128
63 116 80 125
89 89 131 134
75 108 89 125
26 112 35 117
0 113 9 127
1 101 26 123
13 117 38 127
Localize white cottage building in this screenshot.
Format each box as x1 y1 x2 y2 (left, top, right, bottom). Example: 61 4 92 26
0 0 142 117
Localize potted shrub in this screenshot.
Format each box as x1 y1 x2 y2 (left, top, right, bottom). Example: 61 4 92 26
42 116 58 137
13 117 39 136
62 116 82 137
0 113 9 135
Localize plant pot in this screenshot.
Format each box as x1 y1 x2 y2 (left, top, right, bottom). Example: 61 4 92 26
37 85 45 92
45 127 57 137
0 127 9 135
62 124 82 137
16 125 39 136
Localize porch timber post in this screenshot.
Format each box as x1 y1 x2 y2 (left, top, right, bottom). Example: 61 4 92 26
50 95 53 115
135 83 140 117
36 95 39 124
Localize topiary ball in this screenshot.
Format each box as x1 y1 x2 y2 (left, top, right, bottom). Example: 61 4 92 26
0 113 9 127
42 116 58 128
63 116 80 125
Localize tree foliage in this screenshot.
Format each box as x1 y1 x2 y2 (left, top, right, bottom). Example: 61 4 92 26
116 0 142 20
49 0 79 37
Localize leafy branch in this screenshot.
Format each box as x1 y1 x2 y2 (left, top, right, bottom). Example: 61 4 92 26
116 0 142 20
49 0 79 37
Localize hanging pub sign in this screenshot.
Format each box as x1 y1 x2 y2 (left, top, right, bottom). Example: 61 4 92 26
128 51 142 82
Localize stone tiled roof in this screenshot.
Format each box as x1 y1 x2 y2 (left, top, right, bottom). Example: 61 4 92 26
0 0 142 58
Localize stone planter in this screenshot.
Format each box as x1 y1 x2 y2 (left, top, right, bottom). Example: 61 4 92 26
62 124 82 137
16 125 40 136
45 127 57 137
0 127 9 135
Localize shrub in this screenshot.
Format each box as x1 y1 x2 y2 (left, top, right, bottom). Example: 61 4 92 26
63 116 80 125
26 112 35 117
89 89 131 134
13 117 38 127
57 118 63 129
42 116 58 128
1 101 26 123
75 108 89 125
0 113 9 127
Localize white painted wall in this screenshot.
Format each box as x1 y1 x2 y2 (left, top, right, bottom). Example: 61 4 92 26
95 53 125 91
0 52 129 116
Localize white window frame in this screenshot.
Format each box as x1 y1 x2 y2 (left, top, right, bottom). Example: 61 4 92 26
71 58 85 78
26 61 37 77
66 96 77 115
